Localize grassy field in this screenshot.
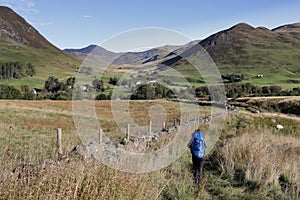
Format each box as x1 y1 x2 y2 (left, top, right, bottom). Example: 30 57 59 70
169 64 300 89
0 100 299 199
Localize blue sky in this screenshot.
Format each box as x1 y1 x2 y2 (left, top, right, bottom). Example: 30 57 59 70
1 0 300 49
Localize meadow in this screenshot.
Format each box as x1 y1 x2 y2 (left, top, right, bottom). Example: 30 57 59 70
0 100 299 199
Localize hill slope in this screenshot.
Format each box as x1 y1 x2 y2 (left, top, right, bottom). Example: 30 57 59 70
161 22 300 87
272 22 300 39
0 6 80 87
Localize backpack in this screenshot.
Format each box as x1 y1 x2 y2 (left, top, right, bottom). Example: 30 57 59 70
191 131 206 158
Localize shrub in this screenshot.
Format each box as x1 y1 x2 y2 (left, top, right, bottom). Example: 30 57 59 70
0 85 22 99
95 93 108 100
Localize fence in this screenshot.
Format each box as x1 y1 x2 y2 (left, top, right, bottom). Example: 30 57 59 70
54 112 224 158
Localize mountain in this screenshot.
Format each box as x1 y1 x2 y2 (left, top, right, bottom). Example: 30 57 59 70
0 6 79 87
65 44 180 65
111 41 201 65
272 22 300 39
66 40 201 65
0 6 54 48
1 6 299 88
200 23 300 66
64 45 99 54
112 45 178 65
64 45 121 63
161 22 300 85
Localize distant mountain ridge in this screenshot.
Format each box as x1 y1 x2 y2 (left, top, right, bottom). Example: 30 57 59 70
64 22 300 86
64 40 200 66
1 5 300 88
162 22 300 74
64 45 99 54
66 21 300 73
64 45 121 63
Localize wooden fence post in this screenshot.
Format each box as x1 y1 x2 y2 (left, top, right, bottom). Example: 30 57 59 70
126 124 130 140
162 121 166 130
99 128 103 143
57 128 62 159
149 121 152 134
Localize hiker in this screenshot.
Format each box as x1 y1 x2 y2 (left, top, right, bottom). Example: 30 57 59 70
188 128 207 184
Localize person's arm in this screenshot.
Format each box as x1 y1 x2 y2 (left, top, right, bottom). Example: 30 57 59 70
187 132 195 148
201 132 207 148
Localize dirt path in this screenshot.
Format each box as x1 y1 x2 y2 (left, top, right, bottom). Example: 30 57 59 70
234 96 300 102
239 110 300 122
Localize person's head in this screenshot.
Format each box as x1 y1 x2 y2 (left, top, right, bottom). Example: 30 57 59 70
196 126 206 138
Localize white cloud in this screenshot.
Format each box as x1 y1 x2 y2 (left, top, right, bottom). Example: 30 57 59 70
0 0 37 13
83 15 94 19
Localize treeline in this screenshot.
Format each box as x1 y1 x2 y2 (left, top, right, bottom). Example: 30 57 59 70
1 76 300 100
130 83 174 100
42 76 76 100
221 74 244 83
195 83 300 99
0 76 76 100
0 62 35 79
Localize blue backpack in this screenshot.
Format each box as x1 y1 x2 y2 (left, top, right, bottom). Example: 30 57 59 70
191 131 206 158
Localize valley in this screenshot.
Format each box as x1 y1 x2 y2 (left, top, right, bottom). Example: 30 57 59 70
0 4 299 200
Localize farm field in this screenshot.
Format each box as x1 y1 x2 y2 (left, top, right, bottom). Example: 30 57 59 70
0 100 299 199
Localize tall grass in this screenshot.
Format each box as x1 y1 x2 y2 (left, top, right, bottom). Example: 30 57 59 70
0 100 299 199
215 128 300 199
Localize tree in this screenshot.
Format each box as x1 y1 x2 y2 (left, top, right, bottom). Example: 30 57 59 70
0 85 22 99
45 76 59 92
221 74 244 83
66 77 75 89
262 86 271 95
92 79 104 91
21 85 35 100
131 83 174 100
95 93 107 100
0 62 35 79
109 76 118 85
270 85 282 95
25 63 36 77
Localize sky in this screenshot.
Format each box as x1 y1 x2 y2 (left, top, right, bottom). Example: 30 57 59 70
1 0 300 50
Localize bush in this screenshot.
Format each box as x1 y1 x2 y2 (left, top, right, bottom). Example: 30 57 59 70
0 85 22 99
95 93 108 100
233 163 247 186
131 83 174 100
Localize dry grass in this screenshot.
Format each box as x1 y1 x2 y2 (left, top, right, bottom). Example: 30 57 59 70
0 100 299 199
0 156 163 199
217 127 300 199
0 100 196 199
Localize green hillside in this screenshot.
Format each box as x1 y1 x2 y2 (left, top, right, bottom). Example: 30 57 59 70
0 6 80 88
1 5 300 90
162 23 300 88
0 39 79 88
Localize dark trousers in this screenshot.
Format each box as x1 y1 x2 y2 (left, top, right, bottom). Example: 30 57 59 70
192 155 204 184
